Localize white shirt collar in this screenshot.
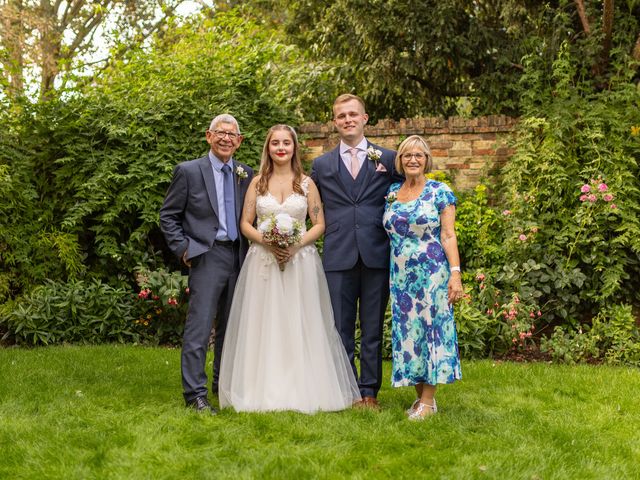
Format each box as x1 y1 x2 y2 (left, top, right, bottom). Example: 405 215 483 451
339 137 368 155
208 151 234 171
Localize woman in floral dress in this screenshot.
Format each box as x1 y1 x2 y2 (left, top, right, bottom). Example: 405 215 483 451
383 135 463 421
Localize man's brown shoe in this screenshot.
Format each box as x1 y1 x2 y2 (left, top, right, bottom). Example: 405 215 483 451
361 396 381 410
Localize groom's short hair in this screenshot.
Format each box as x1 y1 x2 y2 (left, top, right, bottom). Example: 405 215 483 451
333 94 366 113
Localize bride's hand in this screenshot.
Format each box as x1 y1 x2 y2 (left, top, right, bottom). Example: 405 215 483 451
284 244 301 263
264 244 288 264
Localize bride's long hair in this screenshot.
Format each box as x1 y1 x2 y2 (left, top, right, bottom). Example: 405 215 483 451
256 125 304 196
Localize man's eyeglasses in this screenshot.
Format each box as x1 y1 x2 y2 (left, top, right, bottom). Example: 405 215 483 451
209 129 241 140
401 152 427 160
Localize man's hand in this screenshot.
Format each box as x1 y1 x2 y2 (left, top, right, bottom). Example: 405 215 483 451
182 250 192 268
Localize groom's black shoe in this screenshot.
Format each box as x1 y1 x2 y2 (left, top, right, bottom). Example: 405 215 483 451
186 396 217 414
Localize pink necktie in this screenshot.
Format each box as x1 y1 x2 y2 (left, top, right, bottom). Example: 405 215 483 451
349 148 360 179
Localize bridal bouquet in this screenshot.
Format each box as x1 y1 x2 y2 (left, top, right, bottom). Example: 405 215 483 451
258 213 303 271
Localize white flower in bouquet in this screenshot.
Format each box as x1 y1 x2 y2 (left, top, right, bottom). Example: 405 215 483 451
274 213 295 234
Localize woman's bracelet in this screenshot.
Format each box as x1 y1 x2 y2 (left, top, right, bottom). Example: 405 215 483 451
450 266 461 273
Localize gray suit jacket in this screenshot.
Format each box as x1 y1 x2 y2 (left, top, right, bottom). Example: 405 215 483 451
160 155 254 263
311 142 402 271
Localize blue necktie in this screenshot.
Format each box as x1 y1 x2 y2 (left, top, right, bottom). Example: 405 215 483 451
222 164 238 241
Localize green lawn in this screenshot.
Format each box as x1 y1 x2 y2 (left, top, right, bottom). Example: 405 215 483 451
1 346 639 479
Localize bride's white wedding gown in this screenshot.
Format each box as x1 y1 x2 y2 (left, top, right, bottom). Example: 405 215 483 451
219 178 361 413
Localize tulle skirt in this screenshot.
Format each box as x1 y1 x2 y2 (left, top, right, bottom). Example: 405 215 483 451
219 244 361 413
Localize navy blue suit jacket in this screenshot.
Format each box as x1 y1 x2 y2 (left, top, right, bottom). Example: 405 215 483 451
311 142 402 271
160 155 254 263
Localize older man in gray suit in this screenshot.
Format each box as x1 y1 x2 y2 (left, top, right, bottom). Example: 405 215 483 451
160 114 253 413
311 94 402 409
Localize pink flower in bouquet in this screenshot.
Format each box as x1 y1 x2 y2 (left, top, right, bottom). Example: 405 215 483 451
518 234 527 241
502 210 511 216
587 194 597 202
580 184 590 193
603 194 613 202
579 194 587 202
597 183 608 192
610 203 618 209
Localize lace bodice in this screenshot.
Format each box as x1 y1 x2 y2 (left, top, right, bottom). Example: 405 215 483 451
250 177 314 270
256 177 310 230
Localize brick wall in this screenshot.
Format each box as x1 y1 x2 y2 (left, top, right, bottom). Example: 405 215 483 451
299 115 518 190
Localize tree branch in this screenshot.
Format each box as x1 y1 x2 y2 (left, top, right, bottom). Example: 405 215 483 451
574 0 591 35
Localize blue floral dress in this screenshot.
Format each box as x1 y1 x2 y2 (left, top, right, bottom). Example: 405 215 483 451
383 180 462 387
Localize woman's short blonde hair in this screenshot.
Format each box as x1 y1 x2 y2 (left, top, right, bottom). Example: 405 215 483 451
395 135 433 175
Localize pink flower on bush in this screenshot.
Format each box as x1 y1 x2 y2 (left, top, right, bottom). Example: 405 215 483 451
610 203 617 209
580 184 590 193
502 210 511 216
603 194 613 202
518 234 527 241
476 273 486 282
152 295 159 301
480 283 486 290
597 183 608 192
530 226 539 233
529 311 535 318
587 194 597 202
537 310 542 317
167 297 178 306
486 309 494 315
138 289 151 299
185 287 190 294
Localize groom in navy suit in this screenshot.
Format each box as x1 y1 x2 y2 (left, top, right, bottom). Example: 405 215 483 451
311 94 402 408
160 114 253 413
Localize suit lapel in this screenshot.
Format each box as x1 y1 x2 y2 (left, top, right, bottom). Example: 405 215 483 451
199 156 219 220
355 143 375 201
233 162 244 224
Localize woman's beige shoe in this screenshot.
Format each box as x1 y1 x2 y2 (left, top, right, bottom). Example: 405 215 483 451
408 399 437 421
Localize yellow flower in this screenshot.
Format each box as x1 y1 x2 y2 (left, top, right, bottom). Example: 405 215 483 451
631 126 640 136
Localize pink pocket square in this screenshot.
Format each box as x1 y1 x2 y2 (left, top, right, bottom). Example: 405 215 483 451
375 163 387 173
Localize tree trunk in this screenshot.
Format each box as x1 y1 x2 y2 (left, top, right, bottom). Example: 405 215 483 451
600 0 614 73
0 0 26 99
633 33 640 62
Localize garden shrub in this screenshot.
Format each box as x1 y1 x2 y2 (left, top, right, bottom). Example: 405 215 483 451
541 304 640 366
132 266 189 345
0 279 138 345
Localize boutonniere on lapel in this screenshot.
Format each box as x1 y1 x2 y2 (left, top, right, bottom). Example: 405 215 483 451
235 165 248 184
385 191 397 204
367 146 386 172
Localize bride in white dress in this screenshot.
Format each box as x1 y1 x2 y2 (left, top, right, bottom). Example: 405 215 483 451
219 125 361 413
